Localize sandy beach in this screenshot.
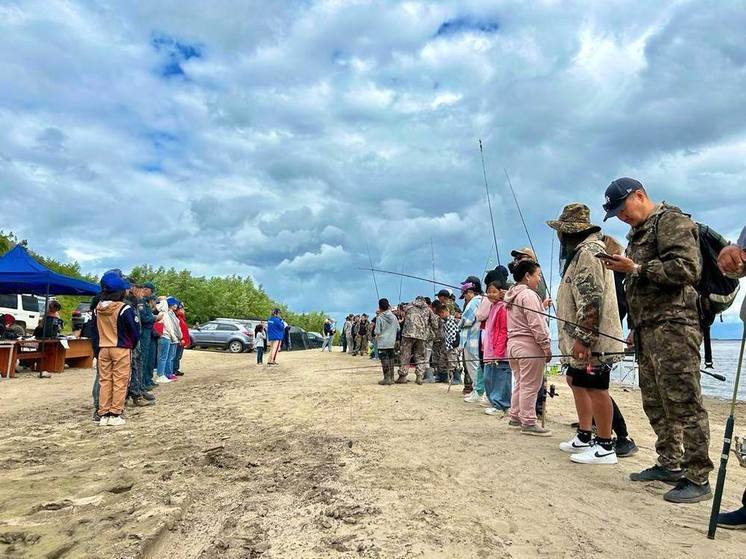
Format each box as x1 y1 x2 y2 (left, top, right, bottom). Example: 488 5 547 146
1 349 745 558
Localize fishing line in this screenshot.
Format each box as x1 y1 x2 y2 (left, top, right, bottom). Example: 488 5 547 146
479 139 501 266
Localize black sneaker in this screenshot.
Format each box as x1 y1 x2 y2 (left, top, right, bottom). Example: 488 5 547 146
141 391 156 402
718 506 746 529
92 412 101 422
663 480 712 503
629 465 685 484
174 371 184 376
132 395 154 407
614 437 639 458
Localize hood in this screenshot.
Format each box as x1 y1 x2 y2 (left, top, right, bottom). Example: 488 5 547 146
504 284 529 305
96 300 123 317
412 299 428 309
155 299 169 314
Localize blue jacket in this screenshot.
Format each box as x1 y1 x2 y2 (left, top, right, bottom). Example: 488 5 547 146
267 316 285 341
92 300 140 355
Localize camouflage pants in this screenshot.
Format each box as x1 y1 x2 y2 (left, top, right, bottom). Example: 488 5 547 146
431 340 448 373
638 323 713 484
358 335 369 356
398 337 426 379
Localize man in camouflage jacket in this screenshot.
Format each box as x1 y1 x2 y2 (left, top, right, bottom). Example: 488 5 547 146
604 178 713 504
397 297 438 385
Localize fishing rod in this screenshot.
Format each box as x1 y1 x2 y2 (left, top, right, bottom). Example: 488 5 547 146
398 261 405 302
503 168 554 310
708 298 746 539
549 235 555 299
357 266 727 382
479 139 501 266
366 242 380 301
312 351 635 374
430 238 436 293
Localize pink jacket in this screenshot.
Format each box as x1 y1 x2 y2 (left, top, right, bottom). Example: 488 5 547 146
483 301 508 361
505 284 551 352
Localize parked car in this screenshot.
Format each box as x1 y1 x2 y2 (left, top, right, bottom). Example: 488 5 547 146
0 293 45 332
215 317 263 333
71 301 92 331
188 320 254 353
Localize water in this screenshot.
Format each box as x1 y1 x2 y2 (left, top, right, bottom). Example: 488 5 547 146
610 340 745 401
550 339 745 401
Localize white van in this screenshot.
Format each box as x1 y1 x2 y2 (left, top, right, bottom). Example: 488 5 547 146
0 294 44 332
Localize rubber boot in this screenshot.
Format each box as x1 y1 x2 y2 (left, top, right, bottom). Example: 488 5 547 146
422 369 435 384
395 371 409 384
415 371 424 385
378 370 394 385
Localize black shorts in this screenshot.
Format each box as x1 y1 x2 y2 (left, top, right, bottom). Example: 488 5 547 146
565 363 611 390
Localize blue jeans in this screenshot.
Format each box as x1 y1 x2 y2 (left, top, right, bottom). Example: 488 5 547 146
256 346 265 364
140 328 154 387
484 361 512 411
157 337 176 376
172 344 184 373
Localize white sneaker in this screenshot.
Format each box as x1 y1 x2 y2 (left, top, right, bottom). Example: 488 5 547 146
99 416 109 427
478 394 492 407
484 407 507 417
155 376 171 384
463 391 480 403
559 434 593 454
570 443 617 465
107 415 126 427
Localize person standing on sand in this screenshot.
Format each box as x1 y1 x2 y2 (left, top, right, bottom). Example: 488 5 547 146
547 204 623 464
92 272 140 427
254 324 266 365
603 177 713 503
459 276 485 401
266 309 285 365
374 298 400 385
505 260 552 437
321 318 334 352
716 225 746 529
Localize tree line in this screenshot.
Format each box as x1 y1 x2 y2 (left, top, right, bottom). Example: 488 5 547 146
0 232 327 334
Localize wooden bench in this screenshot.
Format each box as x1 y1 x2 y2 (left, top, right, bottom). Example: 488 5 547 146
64 338 94 369
0 342 18 378
0 338 95 377
16 341 65 373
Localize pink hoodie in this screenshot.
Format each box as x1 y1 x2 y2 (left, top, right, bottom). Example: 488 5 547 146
483 300 508 360
504 284 551 353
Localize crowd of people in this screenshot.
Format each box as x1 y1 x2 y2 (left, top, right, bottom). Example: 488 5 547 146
335 178 746 522
79 270 192 427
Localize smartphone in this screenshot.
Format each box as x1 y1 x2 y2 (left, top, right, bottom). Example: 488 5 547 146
594 252 617 261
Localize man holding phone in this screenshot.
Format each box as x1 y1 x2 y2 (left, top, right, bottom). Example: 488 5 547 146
602 178 713 503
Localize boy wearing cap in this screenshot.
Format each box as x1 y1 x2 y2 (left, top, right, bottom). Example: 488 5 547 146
603 178 713 503
93 272 140 427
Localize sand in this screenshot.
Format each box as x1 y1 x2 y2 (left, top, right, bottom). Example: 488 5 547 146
1 348 745 558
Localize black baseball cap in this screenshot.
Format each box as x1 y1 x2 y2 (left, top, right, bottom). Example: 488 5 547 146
603 177 644 221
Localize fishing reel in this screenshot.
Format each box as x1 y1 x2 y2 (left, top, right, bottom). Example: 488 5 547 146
733 437 746 468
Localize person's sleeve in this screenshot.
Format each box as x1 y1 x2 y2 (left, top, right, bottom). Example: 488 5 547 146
524 293 551 351
374 319 382 336
569 249 603 346
475 297 492 322
91 314 100 356
640 212 701 286
460 301 477 328
124 308 140 344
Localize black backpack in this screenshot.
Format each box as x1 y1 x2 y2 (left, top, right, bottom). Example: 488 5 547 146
697 224 740 367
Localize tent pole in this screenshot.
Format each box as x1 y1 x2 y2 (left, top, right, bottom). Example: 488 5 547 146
39 283 50 378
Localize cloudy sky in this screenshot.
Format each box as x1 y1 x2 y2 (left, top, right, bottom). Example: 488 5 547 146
2 0 745 335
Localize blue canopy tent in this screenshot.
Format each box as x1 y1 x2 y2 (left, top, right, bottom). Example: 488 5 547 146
0 245 100 296
0 246 100 378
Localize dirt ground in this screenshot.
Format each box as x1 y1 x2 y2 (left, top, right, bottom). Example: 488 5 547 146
1 349 746 559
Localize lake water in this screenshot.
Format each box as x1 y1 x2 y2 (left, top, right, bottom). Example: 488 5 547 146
610 340 745 401
550 339 745 402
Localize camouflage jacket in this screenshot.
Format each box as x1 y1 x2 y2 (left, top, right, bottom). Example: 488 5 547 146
625 203 701 328
557 233 623 367
401 299 438 341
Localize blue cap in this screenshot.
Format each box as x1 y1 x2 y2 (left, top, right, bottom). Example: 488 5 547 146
167 296 178 307
101 270 131 291
603 177 644 221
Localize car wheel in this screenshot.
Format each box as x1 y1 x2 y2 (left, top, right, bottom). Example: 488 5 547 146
228 340 245 353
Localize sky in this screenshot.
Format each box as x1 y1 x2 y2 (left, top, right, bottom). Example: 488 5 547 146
1 0 745 337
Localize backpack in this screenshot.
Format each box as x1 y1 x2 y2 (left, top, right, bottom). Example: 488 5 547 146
651 208 740 367
696 224 740 367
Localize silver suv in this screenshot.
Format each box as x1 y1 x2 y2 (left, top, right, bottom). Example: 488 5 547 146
188 320 254 353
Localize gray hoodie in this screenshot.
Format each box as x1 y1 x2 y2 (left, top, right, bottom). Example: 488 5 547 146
374 310 400 350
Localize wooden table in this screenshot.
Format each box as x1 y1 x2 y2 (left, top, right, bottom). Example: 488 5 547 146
0 338 94 376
